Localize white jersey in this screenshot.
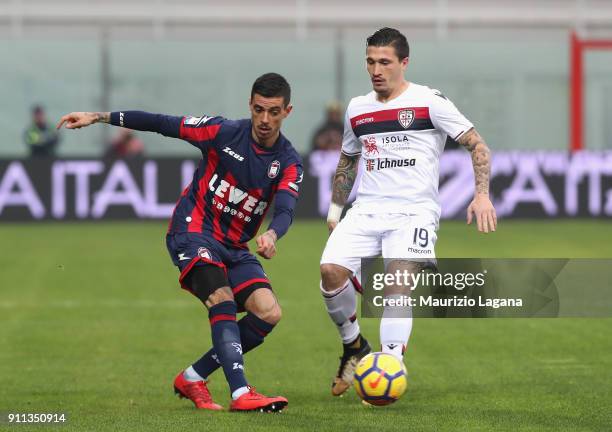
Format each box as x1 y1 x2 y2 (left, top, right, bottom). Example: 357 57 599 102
342 82 473 222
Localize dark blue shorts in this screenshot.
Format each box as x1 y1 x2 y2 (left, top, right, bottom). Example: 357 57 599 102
166 232 271 309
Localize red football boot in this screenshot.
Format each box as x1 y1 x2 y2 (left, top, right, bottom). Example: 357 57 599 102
229 387 288 412
173 372 223 410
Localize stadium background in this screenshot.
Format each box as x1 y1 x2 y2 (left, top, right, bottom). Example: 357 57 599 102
1 1 611 431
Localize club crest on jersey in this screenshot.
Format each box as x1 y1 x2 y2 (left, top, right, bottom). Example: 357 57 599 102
197 247 211 260
268 160 281 178
363 136 379 156
398 109 415 129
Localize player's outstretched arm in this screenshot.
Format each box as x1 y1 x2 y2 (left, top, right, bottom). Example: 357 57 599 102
57 111 182 138
457 127 497 233
56 112 109 130
327 152 360 233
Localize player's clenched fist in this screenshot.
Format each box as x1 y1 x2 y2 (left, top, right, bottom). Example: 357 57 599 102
56 112 105 130
256 230 277 259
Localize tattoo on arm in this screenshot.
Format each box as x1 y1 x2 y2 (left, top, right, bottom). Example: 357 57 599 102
331 152 360 206
95 112 110 124
457 127 491 195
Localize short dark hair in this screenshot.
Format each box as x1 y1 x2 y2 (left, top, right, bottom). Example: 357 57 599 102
251 73 291 106
366 27 410 60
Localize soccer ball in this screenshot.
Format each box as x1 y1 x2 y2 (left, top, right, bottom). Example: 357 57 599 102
353 352 407 406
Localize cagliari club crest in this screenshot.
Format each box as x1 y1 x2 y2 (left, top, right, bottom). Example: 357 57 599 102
398 109 415 129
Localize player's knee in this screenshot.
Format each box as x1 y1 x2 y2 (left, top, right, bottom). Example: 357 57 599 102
260 302 282 325
252 297 282 325
320 263 350 292
205 286 234 307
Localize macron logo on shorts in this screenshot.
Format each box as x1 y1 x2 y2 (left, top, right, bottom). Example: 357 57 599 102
178 253 191 261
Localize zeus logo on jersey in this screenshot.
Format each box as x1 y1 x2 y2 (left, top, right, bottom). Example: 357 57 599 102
208 174 268 219
222 146 245 162
366 158 416 172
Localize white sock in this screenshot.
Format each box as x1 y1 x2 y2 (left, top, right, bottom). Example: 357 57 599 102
232 386 250 400
380 294 413 360
183 365 205 382
321 279 360 344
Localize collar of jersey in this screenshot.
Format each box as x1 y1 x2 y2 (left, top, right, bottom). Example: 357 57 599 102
250 130 283 154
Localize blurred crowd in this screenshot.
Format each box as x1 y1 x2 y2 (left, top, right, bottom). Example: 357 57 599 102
24 105 60 158
310 101 343 153
23 105 144 160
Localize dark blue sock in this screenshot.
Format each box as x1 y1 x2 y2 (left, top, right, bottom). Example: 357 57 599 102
193 313 276 380
207 301 248 393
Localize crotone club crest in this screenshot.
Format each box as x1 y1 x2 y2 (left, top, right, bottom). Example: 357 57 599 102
268 160 281 178
398 109 415 129
197 247 211 260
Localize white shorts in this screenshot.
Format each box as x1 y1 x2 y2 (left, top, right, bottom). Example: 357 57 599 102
320 211 438 274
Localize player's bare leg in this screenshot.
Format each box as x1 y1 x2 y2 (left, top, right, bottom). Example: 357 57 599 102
243 288 282 325
320 263 371 396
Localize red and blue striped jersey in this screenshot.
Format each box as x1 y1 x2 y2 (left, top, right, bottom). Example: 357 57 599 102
110 111 302 249
171 116 302 248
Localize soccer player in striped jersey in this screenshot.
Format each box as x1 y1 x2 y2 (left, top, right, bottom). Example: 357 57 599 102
319 28 497 396
57 73 302 412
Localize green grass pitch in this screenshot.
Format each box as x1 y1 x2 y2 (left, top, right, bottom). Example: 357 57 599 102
1 220 611 431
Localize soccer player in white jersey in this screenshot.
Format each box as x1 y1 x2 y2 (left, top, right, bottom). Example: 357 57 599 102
319 27 497 396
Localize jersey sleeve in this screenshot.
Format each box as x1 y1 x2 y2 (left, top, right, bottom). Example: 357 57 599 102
276 156 304 198
109 111 225 151
268 154 303 239
429 90 474 141
178 115 225 150
110 111 183 137
341 105 361 156
267 191 297 239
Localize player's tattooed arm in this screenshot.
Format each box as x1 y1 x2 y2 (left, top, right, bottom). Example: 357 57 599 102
457 127 490 195
331 152 360 206
56 112 109 130
94 112 110 123
457 127 497 233
327 152 360 232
